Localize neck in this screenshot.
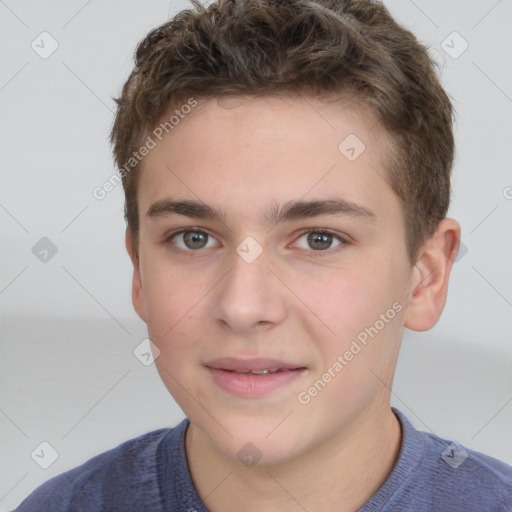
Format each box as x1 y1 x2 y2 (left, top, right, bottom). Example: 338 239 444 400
185 404 402 512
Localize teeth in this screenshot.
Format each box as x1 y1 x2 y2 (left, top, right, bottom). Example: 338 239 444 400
222 368 286 374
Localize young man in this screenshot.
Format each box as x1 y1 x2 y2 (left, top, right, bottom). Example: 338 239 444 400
13 0 512 510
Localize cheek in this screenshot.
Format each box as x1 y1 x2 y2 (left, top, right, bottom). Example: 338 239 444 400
143 264 205 400
311 261 407 367
140 256 213 391
310 265 394 333
140 255 207 338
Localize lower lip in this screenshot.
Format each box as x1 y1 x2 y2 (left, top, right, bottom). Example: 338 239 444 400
207 367 307 398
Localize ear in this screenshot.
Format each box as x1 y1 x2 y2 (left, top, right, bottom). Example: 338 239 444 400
404 218 461 332
125 228 147 323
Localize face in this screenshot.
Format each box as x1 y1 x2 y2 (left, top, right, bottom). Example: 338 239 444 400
130 95 415 466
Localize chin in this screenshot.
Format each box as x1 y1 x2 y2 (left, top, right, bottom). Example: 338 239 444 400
222 435 302 468
194 411 305 466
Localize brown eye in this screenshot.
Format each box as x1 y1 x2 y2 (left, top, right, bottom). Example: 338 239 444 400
183 231 208 249
168 230 218 252
307 232 333 250
294 230 345 253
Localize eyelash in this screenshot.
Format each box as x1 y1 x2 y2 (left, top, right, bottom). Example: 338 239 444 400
164 228 349 256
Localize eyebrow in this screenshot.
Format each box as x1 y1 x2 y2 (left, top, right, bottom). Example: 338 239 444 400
146 198 376 225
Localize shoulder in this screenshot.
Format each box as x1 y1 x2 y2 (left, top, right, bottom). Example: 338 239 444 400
11 428 172 512
421 430 512 509
394 409 512 511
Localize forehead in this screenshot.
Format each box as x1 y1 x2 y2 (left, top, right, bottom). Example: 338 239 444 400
137 95 399 225
172 94 386 152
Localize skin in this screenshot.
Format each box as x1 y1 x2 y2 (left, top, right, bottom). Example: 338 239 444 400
126 95 460 511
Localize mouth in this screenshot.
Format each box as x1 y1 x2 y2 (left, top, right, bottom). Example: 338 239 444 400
205 357 307 373
205 357 308 397
215 368 300 375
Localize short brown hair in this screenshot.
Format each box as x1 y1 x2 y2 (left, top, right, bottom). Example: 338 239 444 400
110 0 454 263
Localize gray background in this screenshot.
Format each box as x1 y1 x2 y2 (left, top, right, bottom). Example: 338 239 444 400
1 0 511 510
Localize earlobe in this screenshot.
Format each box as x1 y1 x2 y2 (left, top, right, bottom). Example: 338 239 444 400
404 218 461 332
125 228 147 323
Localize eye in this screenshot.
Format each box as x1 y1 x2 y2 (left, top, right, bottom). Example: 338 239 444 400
293 229 346 253
165 228 347 255
166 229 219 252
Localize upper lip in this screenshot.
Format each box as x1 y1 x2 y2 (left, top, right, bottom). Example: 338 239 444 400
205 357 306 372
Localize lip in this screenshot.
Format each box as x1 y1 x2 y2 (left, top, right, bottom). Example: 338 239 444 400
205 357 306 372
205 357 308 398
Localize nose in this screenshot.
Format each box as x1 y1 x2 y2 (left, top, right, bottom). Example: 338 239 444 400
211 245 288 333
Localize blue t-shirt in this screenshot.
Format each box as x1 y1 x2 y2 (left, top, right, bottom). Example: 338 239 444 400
12 408 512 511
